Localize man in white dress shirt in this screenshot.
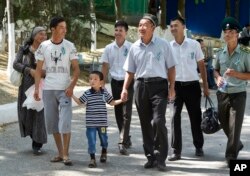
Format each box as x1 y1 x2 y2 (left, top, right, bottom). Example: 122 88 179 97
168 16 209 161
121 14 177 171
101 20 133 155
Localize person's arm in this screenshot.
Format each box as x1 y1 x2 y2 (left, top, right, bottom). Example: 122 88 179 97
121 72 134 101
225 69 250 80
197 59 209 96
167 66 176 101
214 69 226 88
34 60 44 101
13 46 26 73
109 99 123 106
101 62 109 86
65 59 80 97
72 94 84 106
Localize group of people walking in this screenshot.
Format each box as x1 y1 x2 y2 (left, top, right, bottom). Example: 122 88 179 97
13 14 250 172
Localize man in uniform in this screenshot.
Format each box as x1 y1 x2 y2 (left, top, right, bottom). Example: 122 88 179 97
214 17 250 166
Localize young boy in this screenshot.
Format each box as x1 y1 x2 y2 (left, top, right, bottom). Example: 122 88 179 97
72 71 123 168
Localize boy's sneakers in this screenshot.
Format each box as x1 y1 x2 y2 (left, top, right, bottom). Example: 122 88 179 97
88 159 97 168
100 152 107 163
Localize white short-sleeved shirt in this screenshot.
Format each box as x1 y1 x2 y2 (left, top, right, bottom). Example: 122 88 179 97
35 39 78 90
123 35 177 79
170 37 204 81
100 40 132 80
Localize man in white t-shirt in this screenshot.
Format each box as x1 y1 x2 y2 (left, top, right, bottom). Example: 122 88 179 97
34 16 80 166
168 16 209 161
100 20 133 155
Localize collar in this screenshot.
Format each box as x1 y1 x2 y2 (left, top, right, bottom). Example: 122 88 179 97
223 44 241 54
114 40 128 48
90 87 104 94
172 36 188 46
50 39 63 45
139 34 156 46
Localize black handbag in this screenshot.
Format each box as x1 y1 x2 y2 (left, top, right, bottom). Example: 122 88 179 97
201 96 221 134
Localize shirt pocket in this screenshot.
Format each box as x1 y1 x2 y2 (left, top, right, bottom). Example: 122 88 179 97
186 51 196 65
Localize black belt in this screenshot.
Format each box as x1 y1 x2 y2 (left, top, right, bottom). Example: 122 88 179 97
111 79 124 84
137 77 166 83
175 81 199 86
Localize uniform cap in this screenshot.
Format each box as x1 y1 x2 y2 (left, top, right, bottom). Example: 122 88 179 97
221 17 241 32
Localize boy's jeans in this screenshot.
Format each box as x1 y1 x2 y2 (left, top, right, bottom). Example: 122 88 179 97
86 127 108 154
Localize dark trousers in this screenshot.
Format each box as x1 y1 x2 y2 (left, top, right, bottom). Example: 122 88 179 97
216 91 246 159
111 79 134 144
170 81 203 155
134 78 168 162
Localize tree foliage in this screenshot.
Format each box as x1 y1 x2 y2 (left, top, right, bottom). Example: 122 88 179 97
1 0 93 51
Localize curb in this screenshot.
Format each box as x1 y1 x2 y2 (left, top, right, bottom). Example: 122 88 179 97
0 84 111 126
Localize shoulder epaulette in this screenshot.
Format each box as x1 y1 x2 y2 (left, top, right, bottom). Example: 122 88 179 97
240 45 250 53
214 47 223 53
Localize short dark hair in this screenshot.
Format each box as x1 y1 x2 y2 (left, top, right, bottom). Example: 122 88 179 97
49 16 65 29
196 39 203 43
90 70 104 81
115 20 129 31
171 16 186 25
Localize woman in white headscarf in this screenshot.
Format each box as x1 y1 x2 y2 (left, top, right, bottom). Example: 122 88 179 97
13 26 47 155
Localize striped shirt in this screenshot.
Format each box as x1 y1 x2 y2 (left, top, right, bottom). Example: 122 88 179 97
79 88 113 127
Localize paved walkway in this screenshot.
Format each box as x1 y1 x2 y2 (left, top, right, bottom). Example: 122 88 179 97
0 86 250 176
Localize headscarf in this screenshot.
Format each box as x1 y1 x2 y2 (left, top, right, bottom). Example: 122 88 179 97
31 26 46 39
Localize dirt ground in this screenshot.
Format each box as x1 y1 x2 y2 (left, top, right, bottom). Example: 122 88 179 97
0 52 90 105
0 52 19 105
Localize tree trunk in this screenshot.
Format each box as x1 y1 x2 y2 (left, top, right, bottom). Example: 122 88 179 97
234 0 240 20
115 0 122 20
160 0 167 29
90 0 96 51
178 0 185 18
148 0 158 15
0 7 7 52
6 0 15 79
225 0 231 17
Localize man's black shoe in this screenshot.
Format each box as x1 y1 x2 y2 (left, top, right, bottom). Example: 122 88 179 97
144 159 157 169
195 148 204 156
124 136 132 149
168 154 181 161
118 144 128 155
226 157 235 168
157 161 167 171
238 143 244 152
